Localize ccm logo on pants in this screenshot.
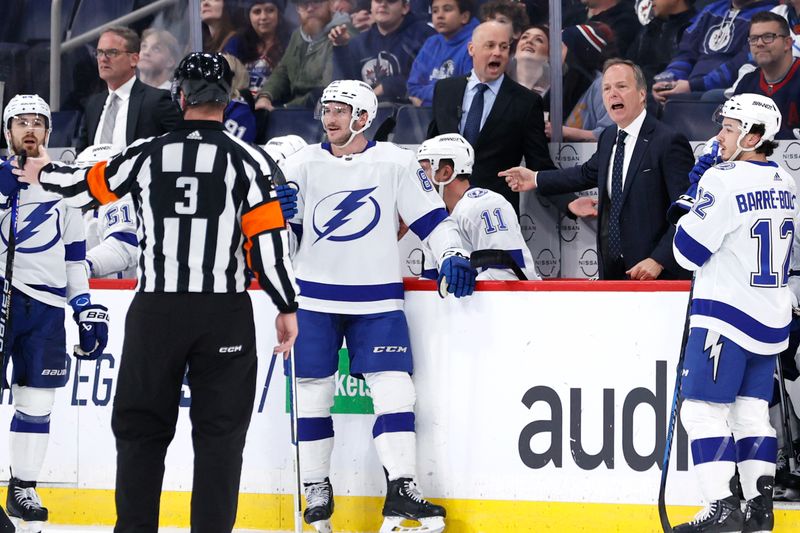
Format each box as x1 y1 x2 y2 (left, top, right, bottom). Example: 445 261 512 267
373 346 408 353
219 345 243 354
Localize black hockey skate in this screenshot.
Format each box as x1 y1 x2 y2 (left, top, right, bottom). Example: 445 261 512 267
380 477 446 533
7 476 47 532
304 478 333 533
673 495 743 533
743 476 774 533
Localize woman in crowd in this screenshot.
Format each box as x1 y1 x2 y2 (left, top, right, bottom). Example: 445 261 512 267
138 29 181 90
202 0 241 53
224 0 292 98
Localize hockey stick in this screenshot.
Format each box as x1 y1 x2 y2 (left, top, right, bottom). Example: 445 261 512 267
775 355 797 472
469 249 528 281
658 277 695 533
289 348 303 533
0 153 25 532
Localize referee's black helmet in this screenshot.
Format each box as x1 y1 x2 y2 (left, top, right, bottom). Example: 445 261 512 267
172 52 233 107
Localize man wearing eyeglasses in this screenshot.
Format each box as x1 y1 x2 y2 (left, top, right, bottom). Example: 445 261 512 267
77 26 180 152
732 11 800 139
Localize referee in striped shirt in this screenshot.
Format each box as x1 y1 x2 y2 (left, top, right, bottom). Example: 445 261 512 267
16 52 298 532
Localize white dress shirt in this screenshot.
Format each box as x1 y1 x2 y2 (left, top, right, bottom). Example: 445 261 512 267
93 75 136 149
605 108 647 198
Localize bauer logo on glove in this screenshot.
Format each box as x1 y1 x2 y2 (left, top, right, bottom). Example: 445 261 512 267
73 304 110 360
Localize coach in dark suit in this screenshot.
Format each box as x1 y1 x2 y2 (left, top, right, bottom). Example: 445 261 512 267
427 21 554 212
77 26 179 152
501 59 694 280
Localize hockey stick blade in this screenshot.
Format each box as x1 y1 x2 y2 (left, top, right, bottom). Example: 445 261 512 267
470 249 528 280
658 277 695 532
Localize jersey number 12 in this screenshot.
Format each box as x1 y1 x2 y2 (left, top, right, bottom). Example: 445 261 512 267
750 217 794 288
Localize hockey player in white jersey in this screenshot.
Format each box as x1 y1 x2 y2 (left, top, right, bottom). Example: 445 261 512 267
416 134 539 280
74 144 138 278
280 80 476 533
671 93 796 533
0 95 109 532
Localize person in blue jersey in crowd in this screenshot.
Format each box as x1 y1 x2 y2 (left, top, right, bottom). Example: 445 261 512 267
331 0 435 103
653 0 779 103
222 54 258 142
407 0 479 106
0 95 108 531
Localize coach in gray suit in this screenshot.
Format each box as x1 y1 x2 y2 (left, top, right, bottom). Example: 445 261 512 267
77 26 179 152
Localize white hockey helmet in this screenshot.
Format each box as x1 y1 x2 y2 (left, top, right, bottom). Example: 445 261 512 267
263 134 308 164
3 94 52 153
417 134 474 194
75 143 122 165
714 93 781 160
320 80 378 146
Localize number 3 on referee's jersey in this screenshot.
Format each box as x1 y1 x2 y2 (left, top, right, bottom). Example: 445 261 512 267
175 176 199 215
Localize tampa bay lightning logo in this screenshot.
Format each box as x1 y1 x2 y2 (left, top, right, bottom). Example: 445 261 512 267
1 200 62 253
313 187 381 243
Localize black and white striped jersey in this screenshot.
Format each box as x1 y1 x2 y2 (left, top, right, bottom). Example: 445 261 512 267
38 120 298 313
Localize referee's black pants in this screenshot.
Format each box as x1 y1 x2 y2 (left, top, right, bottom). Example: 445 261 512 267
112 292 258 533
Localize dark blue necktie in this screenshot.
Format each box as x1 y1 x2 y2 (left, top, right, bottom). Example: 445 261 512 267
608 129 627 261
462 83 488 147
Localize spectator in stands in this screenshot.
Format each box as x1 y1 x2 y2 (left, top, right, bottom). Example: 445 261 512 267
773 0 800 55
77 27 180 152
479 0 530 46
525 0 550 25
562 0 641 56
627 0 697 85
407 0 479 106
733 11 800 137
509 25 550 94
652 0 778 104
202 0 241 53
256 0 354 109
138 29 181 90
500 59 694 280
547 22 617 142
331 0 435 102
222 54 258 142
428 21 555 212
224 0 292 99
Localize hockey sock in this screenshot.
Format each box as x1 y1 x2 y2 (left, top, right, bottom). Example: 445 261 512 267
9 411 50 482
682 399 737 501
297 377 335 483
730 397 777 500
365 372 417 480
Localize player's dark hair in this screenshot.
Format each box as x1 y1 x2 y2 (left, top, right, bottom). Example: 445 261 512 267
749 123 778 156
439 158 470 181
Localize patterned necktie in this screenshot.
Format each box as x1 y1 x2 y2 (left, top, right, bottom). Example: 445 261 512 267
608 129 628 261
462 83 488 148
100 93 120 144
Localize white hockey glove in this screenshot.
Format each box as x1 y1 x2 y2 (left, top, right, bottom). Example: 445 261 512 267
789 276 800 316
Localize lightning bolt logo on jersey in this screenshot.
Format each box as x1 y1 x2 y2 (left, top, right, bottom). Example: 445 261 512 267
313 187 381 243
282 142 463 314
704 330 724 382
0 186 88 307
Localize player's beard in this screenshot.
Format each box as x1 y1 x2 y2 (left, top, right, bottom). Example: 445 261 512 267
12 134 43 157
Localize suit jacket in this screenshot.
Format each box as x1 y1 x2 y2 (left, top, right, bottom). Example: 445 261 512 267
427 75 555 211
537 113 694 280
77 78 180 152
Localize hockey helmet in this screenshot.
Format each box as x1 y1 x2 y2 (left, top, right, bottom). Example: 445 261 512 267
75 143 122 165
714 93 781 157
417 134 474 192
172 52 233 108
3 94 52 153
263 134 308 164
320 80 378 132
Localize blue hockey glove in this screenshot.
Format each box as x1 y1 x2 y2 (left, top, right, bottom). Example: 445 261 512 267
72 301 110 361
437 253 477 298
688 141 720 186
275 184 298 221
666 182 699 225
0 158 28 206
